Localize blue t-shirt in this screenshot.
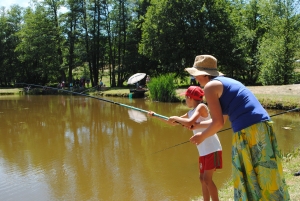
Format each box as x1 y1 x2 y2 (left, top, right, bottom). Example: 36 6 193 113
213 76 270 132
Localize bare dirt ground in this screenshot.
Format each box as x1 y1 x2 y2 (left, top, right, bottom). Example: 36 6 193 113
176 84 300 96
247 84 300 96
1 84 299 97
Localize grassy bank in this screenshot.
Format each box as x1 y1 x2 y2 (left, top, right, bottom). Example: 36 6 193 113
0 88 23 95
94 88 300 110
1 85 299 110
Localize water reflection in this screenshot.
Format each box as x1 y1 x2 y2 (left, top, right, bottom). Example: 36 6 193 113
0 95 299 201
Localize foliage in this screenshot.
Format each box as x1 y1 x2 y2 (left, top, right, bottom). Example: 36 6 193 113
228 0 265 85
0 0 299 87
294 72 300 84
139 0 236 78
15 3 62 84
258 0 298 85
147 73 178 102
0 5 23 86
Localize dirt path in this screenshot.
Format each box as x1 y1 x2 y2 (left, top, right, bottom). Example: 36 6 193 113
177 84 300 96
1 84 300 97
247 84 300 96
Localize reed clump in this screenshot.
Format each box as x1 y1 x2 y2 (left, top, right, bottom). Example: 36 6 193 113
147 74 179 102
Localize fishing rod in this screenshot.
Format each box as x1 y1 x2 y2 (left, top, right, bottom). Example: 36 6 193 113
153 107 300 154
17 83 168 120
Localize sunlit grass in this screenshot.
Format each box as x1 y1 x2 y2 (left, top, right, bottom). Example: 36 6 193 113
255 94 300 109
0 88 23 94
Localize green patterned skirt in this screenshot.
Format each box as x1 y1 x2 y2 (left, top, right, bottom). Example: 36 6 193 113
232 121 290 201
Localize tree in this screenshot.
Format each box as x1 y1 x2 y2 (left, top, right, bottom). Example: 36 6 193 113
139 0 236 80
228 0 266 85
42 0 66 83
258 0 298 85
0 5 23 86
61 0 84 84
15 4 61 84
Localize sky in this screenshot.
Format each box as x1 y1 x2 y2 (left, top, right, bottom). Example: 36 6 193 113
0 0 31 9
1 0 67 13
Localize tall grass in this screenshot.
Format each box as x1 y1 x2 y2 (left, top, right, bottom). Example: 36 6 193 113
147 74 179 102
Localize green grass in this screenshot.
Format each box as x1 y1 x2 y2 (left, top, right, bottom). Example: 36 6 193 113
0 88 23 95
255 94 300 109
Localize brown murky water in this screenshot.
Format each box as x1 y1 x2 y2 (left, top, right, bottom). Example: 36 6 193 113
0 95 299 201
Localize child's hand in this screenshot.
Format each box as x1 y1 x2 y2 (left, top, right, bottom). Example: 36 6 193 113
148 111 155 117
168 116 178 124
188 122 198 130
168 116 177 123
187 125 195 130
167 116 181 126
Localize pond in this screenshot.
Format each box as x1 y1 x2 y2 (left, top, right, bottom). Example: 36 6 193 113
0 95 299 201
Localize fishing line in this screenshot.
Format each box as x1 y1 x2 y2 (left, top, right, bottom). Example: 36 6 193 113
153 107 300 154
17 83 168 120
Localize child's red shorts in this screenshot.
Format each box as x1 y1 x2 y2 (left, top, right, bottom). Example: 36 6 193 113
199 151 222 173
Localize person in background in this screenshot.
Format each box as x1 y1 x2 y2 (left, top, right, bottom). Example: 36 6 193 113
82 78 85 88
146 75 151 87
148 86 222 201
75 78 80 88
98 80 103 91
61 81 65 89
185 54 290 200
190 75 197 86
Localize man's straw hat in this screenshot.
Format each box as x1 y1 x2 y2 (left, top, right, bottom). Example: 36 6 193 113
185 55 223 77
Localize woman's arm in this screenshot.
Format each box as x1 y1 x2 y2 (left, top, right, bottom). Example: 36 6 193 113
190 81 225 144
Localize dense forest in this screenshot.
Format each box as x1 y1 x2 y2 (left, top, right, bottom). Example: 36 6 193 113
0 0 299 87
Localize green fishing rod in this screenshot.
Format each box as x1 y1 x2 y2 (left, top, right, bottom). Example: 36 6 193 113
18 83 168 120
153 107 300 154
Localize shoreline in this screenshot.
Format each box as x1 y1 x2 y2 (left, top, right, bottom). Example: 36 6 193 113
1 85 300 110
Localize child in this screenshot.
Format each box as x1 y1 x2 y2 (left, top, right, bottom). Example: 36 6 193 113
148 86 222 201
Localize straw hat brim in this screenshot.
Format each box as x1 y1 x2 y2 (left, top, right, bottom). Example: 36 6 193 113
185 67 224 77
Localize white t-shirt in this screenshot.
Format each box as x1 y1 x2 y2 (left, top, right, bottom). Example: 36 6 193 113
188 104 222 156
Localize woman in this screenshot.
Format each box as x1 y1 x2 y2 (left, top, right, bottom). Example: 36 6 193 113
185 55 290 200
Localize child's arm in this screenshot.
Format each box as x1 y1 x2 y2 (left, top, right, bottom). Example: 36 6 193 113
147 111 180 126
168 103 206 128
190 119 212 129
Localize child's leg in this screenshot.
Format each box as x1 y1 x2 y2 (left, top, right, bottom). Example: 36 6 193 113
200 173 210 201
203 169 219 201
199 151 222 201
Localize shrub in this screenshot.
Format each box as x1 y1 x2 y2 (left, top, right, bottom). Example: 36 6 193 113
147 74 179 102
294 72 300 84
